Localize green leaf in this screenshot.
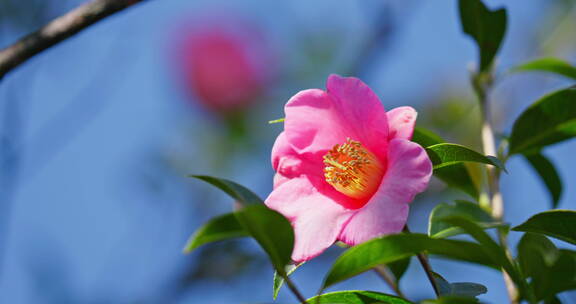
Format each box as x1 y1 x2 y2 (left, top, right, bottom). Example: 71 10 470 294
432 272 487 298
458 0 507 72
273 262 303 300
512 210 576 245
234 204 294 275
322 233 499 289
508 87 576 155
305 290 413 304
412 128 479 198
183 213 248 253
387 257 411 283
517 233 559 280
517 234 576 301
412 127 445 148
189 175 263 205
437 217 521 286
524 152 563 208
426 143 506 171
512 58 576 80
428 201 501 238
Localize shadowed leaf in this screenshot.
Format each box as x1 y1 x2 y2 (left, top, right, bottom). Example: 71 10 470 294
524 152 563 208
458 0 507 72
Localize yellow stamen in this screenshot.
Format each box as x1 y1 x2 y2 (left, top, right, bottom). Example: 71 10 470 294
323 138 384 200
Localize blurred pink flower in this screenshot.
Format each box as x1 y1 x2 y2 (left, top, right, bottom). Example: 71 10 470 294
176 17 272 112
266 75 432 262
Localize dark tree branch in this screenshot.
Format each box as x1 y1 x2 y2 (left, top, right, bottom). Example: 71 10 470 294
0 0 145 79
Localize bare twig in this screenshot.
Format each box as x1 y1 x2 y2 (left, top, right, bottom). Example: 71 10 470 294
373 265 406 298
0 0 146 79
403 226 440 297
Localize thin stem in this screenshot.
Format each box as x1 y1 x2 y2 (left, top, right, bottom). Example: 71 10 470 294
283 274 308 304
373 265 406 298
472 72 519 304
403 226 440 297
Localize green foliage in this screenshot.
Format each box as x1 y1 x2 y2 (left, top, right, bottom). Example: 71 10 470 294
432 272 487 298
322 233 499 289
517 233 576 301
508 88 576 155
512 58 576 80
458 0 507 72
387 257 411 283
183 213 247 253
426 143 506 171
513 210 576 245
305 290 412 304
189 175 263 205
412 128 478 198
428 201 502 238
234 204 294 276
437 217 521 288
186 176 294 276
273 262 303 300
524 152 563 208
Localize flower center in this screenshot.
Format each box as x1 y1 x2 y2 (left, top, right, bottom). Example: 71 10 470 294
323 138 384 200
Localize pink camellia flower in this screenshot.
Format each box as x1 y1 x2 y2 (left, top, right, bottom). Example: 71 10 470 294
266 75 433 262
176 17 272 112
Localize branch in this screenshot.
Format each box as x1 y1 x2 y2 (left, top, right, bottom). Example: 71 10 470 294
0 0 145 79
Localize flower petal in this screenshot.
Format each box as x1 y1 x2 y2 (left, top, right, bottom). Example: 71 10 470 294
339 138 432 245
265 177 352 262
284 89 349 154
271 131 325 187
387 106 417 140
326 74 389 160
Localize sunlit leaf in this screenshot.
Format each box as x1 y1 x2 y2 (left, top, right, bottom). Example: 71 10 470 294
429 201 502 238
305 290 412 304
189 175 263 205
183 213 247 253
512 58 576 80
508 88 576 155
426 143 506 171
458 0 507 72
234 204 294 276
272 262 303 300
322 233 499 289
412 128 478 198
524 152 563 208
513 210 576 245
